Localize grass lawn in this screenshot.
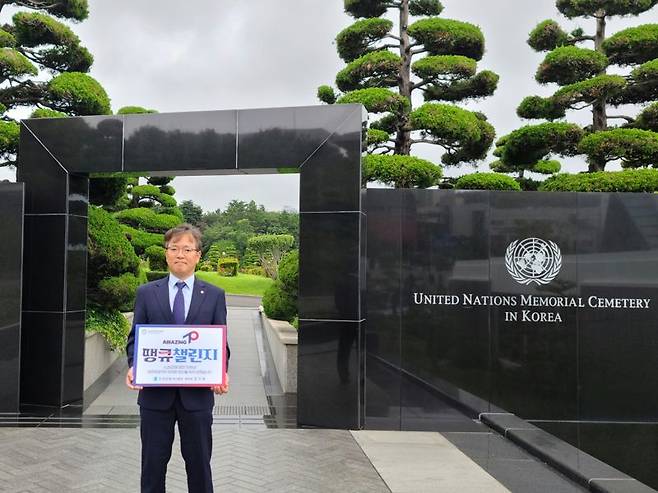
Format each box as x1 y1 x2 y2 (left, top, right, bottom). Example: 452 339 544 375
195 272 273 297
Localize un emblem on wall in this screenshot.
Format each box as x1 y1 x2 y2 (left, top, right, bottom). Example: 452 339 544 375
505 237 562 286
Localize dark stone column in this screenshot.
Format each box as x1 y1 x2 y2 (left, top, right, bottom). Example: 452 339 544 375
18 124 89 410
0 183 24 412
296 108 366 429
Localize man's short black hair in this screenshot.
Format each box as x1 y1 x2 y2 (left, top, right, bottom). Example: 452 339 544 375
164 223 202 250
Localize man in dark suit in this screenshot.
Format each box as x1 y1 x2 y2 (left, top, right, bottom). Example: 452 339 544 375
126 224 230 493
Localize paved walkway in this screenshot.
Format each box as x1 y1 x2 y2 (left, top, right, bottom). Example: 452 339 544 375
0 426 587 492
1 301 588 492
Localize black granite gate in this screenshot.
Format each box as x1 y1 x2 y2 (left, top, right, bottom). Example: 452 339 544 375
16 105 366 429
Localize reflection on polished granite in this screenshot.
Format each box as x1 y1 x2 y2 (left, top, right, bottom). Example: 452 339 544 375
444 431 587 493
534 420 658 491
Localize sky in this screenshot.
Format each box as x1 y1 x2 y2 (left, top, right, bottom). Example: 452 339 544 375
1 0 656 211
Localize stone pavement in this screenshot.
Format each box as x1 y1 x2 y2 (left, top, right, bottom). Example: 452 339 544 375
0 428 388 492
0 426 589 492
0 302 589 492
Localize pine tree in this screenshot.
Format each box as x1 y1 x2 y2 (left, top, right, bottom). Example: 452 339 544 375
318 0 499 187
0 0 110 167
495 0 658 175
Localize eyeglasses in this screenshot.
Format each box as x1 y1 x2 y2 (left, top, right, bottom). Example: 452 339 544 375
165 247 199 255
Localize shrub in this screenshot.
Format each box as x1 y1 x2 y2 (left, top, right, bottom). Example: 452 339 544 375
262 282 297 322
86 307 130 351
277 250 299 297
217 257 239 277
455 172 521 191
97 273 140 312
198 261 214 272
146 270 169 282
539 169 658 192
240 265 266 276
145 245 167 271
262 250 298 323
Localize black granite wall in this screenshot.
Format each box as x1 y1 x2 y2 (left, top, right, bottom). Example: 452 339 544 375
365 189 658 427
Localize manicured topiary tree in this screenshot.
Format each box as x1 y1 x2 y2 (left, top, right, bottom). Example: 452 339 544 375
247 234 294 279
108 106 186 262
0 1 110 167
116 175 181 261
86 206 142 347
241 246 260 269
87 206 141 307
318 0 499 187
204 240 238 263
496 0 658 173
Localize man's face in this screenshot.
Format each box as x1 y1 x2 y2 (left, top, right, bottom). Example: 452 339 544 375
165 233 201 279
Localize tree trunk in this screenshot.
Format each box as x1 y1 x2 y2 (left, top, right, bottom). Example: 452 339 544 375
590 10 607 172
394 0 412 155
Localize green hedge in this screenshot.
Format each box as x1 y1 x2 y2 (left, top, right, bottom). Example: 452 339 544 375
539 169 658 192
146 270 169 282
262 250 298 323
455 172 521 191
241 265 266 276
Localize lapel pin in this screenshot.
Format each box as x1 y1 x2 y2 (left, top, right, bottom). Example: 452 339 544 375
200 290 204 294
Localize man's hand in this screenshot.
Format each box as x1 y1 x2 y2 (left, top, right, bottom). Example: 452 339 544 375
211 374 229 395
125 367 143 390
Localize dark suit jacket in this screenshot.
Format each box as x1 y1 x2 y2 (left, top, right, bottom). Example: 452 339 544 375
126 275 229 411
